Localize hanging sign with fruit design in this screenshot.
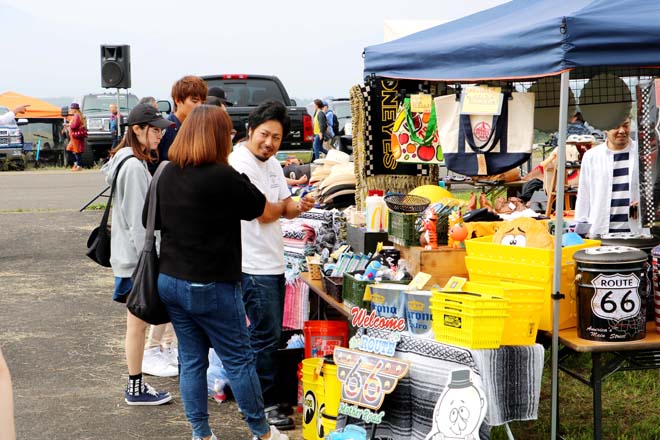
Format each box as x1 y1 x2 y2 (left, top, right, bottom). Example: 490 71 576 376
391 94 443 164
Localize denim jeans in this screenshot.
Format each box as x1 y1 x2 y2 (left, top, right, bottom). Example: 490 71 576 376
158 273 270 438
313 135 327 160
241 273 285 407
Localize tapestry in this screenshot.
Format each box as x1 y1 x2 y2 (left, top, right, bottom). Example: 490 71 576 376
364 78 435 177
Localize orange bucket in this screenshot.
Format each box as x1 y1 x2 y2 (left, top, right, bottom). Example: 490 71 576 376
303 320 349 359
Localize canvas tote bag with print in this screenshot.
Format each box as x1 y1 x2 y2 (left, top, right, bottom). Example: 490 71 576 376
434 92 535 176
391 97 443 164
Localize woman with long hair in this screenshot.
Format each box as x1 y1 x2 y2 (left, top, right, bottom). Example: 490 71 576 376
65 102 87 171
101 103 173 405
151 105 287 440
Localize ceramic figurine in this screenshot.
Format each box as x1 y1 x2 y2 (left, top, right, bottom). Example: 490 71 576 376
421 210 439 250
448 209 468 249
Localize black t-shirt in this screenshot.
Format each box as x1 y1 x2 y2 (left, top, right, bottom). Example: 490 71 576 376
147 162 266 283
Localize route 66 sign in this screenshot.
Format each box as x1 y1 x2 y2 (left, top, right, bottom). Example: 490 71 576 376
590 273 641 322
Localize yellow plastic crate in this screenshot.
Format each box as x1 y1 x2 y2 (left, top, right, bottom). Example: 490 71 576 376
465 256 577 331
464 236 600 266
459 281 544 345
430 290 509 313
431 304 508 349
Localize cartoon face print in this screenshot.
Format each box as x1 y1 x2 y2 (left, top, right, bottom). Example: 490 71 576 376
436 386 484 438
425 369 487 440
500 226 527 247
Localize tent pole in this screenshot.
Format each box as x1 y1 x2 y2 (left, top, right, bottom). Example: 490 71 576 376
551 70 570 440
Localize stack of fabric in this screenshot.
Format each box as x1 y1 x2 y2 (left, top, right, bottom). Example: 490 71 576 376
310 150 357 209
281 208 343 329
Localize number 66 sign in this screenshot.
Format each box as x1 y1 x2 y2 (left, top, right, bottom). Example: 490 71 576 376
590 273 642 322
333 347 410 410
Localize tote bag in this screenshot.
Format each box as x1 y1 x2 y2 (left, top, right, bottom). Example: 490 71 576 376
391 97 443 164
126 161 170 325
434 92 534 176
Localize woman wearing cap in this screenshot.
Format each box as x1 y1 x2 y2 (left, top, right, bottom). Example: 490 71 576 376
101 103 174 406
151 105 287 440
65 102 87 171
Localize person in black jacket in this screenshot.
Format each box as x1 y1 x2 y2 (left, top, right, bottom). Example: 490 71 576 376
151 105 288 440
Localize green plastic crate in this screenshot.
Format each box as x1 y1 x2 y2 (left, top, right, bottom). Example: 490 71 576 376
342 272 409 309
387 211 421 246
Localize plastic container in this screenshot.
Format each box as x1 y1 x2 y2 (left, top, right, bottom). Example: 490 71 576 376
430 290 509 349
318 359 341 439
366 190 385 232
321 273 344 303
303 320 349 359
302 358 324 440
459 281 544 345
464 235 600 331
388 210 422 246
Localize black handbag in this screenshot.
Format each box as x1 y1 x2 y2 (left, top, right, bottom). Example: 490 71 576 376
86 155 133 267
126 161 170 325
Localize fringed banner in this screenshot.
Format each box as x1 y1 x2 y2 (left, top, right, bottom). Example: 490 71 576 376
352 81 440 209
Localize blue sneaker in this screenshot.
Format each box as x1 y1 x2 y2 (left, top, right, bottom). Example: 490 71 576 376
124 382 172 406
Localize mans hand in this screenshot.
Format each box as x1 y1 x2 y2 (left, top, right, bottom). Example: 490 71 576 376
12 104 29 115
297 194 315 213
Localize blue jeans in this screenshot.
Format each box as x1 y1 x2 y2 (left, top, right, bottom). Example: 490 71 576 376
158 273 270 438
313 135 327 160
241 273 285 407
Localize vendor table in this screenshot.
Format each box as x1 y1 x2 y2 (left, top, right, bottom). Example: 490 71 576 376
555 322 660 440
300 272 351 319
301 273 544 440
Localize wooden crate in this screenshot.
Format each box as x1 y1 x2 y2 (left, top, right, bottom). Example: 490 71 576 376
395 244 468 288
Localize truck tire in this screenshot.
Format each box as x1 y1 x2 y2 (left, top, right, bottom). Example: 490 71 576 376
81 147 94 168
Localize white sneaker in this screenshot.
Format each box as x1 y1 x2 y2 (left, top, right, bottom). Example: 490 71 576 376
142 347 178 377
163 345 179 367
264 425 289 440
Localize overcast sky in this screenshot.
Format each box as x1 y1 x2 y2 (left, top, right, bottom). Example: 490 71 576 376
1 0 507 102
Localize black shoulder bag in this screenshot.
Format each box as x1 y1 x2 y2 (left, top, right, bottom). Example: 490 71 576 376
126 161 170 325
86 155 133 267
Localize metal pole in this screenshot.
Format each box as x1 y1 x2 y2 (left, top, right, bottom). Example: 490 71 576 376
551 70 570 440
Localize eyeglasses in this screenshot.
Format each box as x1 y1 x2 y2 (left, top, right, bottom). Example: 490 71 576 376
149 127 165 136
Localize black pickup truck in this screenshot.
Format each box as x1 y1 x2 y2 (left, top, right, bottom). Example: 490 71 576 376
201 74 314 163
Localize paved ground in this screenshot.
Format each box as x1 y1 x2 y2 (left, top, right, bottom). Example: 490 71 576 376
0 169 304 440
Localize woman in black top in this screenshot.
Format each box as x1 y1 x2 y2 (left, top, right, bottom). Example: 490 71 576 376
152 105 287 440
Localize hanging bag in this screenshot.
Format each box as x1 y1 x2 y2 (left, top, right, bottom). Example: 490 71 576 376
126 161 170 325
434 92 535 175
391 97 443 164
85 155 133 267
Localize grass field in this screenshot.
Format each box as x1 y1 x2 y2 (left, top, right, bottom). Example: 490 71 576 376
490 348 660 439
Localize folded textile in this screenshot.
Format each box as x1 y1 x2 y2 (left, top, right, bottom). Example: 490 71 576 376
363 329 543 439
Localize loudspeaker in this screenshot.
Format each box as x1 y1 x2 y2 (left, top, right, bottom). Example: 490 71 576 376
100 45 131 89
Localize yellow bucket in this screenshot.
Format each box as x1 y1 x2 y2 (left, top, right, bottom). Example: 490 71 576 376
322 361 341 418
320 413 338 438
302 358 324 440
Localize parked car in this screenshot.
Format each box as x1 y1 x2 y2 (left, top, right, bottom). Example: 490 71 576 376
327 98 353 153
0 106 26 169
201 74 314 163
76 92 139 164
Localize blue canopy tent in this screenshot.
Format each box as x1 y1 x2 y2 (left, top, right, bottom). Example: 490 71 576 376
364 0 660 81
364 0 660 438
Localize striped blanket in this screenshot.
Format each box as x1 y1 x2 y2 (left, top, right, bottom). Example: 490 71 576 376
354 330 544 440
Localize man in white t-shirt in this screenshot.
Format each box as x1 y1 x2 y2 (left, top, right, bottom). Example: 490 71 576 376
229 101 314 431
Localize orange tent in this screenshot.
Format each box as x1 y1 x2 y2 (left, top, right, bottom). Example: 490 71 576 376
0 91 63 119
